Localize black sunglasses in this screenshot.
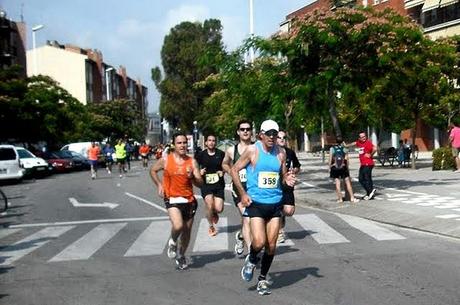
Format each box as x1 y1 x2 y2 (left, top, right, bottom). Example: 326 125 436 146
239 128 251 132
277 136 287 140
264 130 278 138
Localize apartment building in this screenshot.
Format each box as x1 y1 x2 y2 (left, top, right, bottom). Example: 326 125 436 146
280 0 459 150
0 9 27 76
26 40 147 120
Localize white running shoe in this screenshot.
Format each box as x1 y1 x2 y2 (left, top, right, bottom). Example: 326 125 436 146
257 280 272 295
167 238 177 259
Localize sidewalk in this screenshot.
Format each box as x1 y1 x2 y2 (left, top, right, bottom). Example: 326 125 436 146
294 151 460 239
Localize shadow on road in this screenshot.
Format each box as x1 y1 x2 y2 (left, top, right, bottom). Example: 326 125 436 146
190 251 235 268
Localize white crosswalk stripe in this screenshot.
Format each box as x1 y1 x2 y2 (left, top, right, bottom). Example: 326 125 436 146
193 217 229 252
293 214 350 244
124 221 170 257
0 226 74 266
337 214 406 241
49 223 126 262
0 213 408 265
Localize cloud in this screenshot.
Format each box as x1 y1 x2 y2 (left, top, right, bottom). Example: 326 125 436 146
164 4 210 31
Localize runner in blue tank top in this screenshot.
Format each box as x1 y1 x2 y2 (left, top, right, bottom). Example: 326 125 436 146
230 119 296 296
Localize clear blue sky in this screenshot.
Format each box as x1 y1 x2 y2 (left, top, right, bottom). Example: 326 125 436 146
2 1 310 113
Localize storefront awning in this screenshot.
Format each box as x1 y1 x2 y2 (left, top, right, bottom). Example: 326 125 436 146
439 0 459 7
422 0 441 12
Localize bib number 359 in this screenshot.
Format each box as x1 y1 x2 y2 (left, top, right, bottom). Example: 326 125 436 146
258 172 279 189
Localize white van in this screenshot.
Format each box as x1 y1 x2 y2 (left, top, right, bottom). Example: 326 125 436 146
61 142 92 158
0 145 25 181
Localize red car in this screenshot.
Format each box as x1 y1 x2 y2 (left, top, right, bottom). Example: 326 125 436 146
42 151 74 173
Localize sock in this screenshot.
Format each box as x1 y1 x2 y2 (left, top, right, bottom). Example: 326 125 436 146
259 252 274 278
249 245 261 264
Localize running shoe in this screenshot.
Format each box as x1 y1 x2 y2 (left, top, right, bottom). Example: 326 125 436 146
241 255 256 282
208 226 218 237
175 256 188 270
167 238 177 259
369 189 377 200
257 280 272 295
234 240 244 257
277 229 286 243
363 195 370 200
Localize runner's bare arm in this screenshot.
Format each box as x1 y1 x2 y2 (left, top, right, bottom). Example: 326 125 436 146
191 159 204 187
221 146 234 174
230 145 254 206
150 158 165 196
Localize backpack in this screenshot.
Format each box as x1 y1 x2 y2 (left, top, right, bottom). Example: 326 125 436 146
333 145 346 169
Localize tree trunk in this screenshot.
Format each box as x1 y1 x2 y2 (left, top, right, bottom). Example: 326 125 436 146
327 85 342 139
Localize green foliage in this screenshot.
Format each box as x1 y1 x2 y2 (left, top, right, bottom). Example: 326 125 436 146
432 147 456 170
153 19 225 134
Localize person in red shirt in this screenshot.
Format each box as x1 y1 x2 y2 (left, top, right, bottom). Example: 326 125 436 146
354 132 377 200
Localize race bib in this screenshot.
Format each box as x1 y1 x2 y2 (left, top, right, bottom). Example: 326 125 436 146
205 173 219 184
239 168 247 183
257 172 279 189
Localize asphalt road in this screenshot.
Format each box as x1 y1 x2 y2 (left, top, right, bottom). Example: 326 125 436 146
1 161 459 305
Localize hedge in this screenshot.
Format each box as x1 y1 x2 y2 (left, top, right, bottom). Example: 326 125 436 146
432 147 456 170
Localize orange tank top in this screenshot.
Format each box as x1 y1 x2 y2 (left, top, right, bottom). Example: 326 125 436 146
163 154 194 202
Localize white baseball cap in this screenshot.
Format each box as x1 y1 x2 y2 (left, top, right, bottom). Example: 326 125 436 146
260 120 279 132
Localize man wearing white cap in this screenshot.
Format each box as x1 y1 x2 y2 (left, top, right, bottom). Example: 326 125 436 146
230 119 296 295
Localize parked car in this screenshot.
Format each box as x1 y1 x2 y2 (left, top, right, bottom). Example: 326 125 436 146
42 151 74 173
0 145 25 182
57 150 90 170
16 147 52 177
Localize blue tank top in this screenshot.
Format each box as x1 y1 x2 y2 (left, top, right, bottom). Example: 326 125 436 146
246 141 283 204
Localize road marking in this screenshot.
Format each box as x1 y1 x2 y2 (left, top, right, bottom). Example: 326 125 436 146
125 192 167 212
435 214 460 219
301 181 315 187
0 226 74 266
7 216 169 229
193 217 228 252
49 223 126 262
0 228 21 240
69 197 118 209
124 221 171 257
293 214 349 244
337 214 406 241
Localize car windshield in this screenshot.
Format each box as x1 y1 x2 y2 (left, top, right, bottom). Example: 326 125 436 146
17 149 35 159
0 148 16 160
55 151 72 158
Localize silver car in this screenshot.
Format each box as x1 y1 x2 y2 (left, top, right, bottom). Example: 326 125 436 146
0 145 25 182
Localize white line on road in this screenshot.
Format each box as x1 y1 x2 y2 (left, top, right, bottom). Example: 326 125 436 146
7 216 170 229
337 214 406 241
293 214 349 244
0 226 74 266
301 181 316 187
193 217 229 252
435 214 460 219
0 228 21 240
49 223 126 262
125 192 167 212
124 221 171 257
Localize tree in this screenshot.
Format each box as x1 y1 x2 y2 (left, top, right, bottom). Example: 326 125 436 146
152 19 225 134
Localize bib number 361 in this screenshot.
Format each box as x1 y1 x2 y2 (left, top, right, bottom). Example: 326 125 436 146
258 172 279 189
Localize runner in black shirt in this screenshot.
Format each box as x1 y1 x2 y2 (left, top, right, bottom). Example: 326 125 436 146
196 134 225 236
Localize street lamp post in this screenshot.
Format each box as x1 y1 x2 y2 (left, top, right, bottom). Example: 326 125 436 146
193 120 198 154
32 24 44 75
105 67 115 101
248 0 255 63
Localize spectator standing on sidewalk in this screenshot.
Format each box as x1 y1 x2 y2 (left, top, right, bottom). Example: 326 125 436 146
449 122 460 172
346 132 377 200
276 130 300 243
329 136 359 203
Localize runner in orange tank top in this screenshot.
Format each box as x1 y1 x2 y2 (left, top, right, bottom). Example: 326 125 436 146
150 133 203 270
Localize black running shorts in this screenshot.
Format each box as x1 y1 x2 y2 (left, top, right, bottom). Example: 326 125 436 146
243 202 283 220
330 166 350 179
201 187 225 200
164 198 198 220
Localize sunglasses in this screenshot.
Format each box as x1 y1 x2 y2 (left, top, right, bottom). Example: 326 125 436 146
264 130 278 138
239 128 251 132
277 136 286 140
